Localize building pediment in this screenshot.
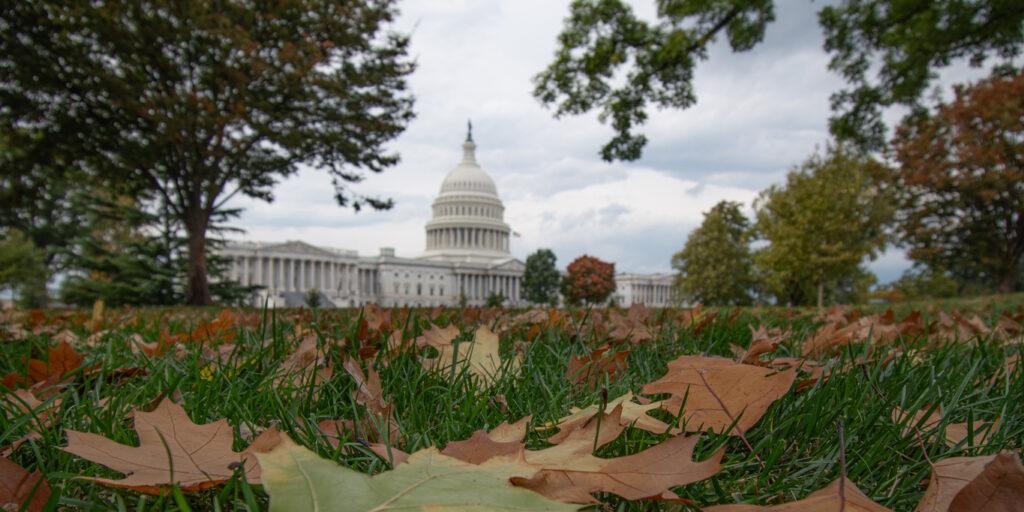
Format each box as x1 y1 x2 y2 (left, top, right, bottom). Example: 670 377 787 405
491 258 524 271
261 240 338 258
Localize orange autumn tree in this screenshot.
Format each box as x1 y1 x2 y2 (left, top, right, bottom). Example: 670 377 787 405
562 255 615 306
890 71 1024 294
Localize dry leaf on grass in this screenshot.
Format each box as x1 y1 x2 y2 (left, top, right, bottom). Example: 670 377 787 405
947 452 1024 512
641 355 795 435
893 407 999 448
536 392 681 440
731 325 787 366
272 334 333 388
339 358 402 444
368 405 721 504
915 455 995 512
566 344 629 392
1 389 62 457
61 400 278 494
419 325 520 388
0 456 51 512
704 478 892 511
513 406 722 503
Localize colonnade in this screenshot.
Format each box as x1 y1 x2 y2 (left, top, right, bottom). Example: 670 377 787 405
457 273 520 302
229 255 365 295
426 227 508 251
629 282 672 306
423 228 507 251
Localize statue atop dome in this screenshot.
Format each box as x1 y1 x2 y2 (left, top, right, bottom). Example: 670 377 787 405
466 119 473 142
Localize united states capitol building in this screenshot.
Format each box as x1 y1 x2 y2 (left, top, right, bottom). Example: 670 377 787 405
218 128 673 308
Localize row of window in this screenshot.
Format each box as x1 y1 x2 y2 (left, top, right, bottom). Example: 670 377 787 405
392 272 441 280
391 282 445 297
436 204 500 218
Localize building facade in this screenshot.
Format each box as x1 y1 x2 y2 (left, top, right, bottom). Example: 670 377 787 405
218 128 674 308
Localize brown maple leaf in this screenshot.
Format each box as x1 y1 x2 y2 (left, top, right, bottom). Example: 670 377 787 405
61 400 275 494
366 405 721 504
272 334 334 388
566 344 630 392
641 354 795 435
340 358 402 444
704 478 892 511
0 456 51 512
512 405 722 503
732 325 788 366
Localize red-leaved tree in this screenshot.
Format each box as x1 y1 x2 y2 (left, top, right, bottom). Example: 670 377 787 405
561 255 616 306
890 71 1024 294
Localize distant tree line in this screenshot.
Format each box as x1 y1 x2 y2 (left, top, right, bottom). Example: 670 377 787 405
673 72 1024 306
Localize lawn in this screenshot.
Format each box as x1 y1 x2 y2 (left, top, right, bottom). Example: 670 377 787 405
1 296 1022 511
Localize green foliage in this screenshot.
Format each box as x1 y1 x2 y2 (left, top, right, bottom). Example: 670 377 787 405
890 71 1024 294
820 1 1024 150
534 0 773 161
59 197 258 307
1 0 415 305
304 288 325 309
892 266 959 300
753 143 892 306
672 201 754 306
0 228 48 307
535 0 1023 159
561 255 616 306
522 248 560 304
485 291 505 308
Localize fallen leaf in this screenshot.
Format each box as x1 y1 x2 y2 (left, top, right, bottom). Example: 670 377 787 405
27 341 85 383
0 456 51 512
641 355 795 435
514 405 722 503
566 344 629 392
340 358 402 443
732 325 787 366
257 436 579 511
537 392 680 440
1 389 62 457
893 407 999 448
419 325 520 388
948 452 1024 512
704 478 892 511
915 455 996 512
61 400 268 494
273 334 333 388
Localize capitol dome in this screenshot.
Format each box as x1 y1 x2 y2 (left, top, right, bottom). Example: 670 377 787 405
422 123 511 262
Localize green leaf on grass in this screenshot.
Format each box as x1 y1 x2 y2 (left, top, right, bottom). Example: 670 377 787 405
256 436 580 512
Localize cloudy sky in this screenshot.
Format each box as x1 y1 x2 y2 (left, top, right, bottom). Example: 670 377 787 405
226 0 985 284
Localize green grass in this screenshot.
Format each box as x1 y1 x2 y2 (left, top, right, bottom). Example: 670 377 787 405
1 298 1021 511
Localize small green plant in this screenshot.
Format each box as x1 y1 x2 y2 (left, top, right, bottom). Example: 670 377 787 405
304 288 324 309
485 292 504 308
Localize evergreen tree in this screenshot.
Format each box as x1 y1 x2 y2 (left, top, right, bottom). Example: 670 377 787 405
522 249 560 305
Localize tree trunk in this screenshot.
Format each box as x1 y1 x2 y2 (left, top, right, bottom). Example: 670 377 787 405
817 278 824 308
995 271 1017 295
184 211 213 306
